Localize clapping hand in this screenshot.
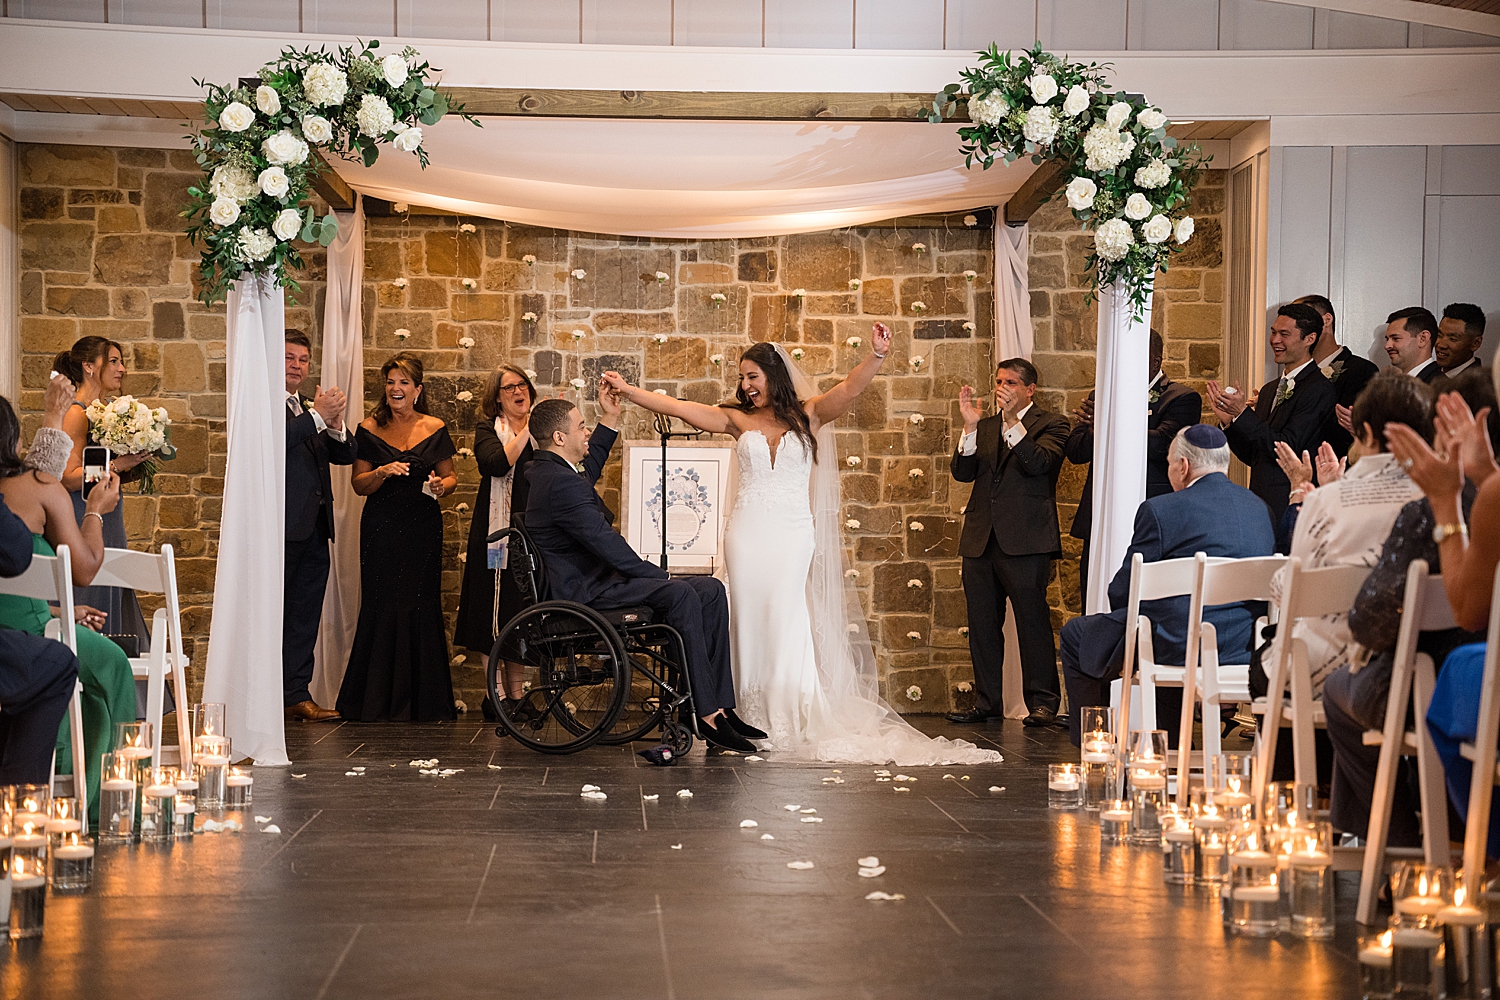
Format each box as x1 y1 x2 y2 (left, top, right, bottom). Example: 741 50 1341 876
1314 441 1345 486
1336 404 1354 434
870 322 892 358
1072 396 1095 427
312 384 347 427
1386 422 1461 505
1205 380 1247 422
958 385 985 432
1434 391 1498 486
1274 442 1314 495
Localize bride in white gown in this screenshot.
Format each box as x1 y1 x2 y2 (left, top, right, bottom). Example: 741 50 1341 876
602 330 1001 766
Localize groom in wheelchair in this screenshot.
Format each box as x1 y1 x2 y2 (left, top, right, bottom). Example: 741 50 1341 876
520 397 764 753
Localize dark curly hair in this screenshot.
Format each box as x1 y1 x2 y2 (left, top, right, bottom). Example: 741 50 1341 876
719 342 817 463
0 397 24 480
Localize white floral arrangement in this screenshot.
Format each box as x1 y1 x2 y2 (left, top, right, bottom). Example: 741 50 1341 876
571 329 586 341
460 277 477 290
521 312 538 323
846 337 862 349
792 288 807 299
394 328 411 340
571 268 587 280
906 632 922 642
908 468 924 479
930 44 1206 315
458 336 475 348
85 396 176 494
910 301 927 313
848 278 862 290
456 390 473 402
911 242 926 253
183 40 474 304
906 685 923 700
909 413 925 425
791 348 804 360
710 293 727 306
909 521 924 531
391 278 407 289
655 270 669 283
522 254 536 265
455 502 470 512
845 519 861 529
711 354 724 367
963 270 978 281
848 624 860 634
456 447 474 458
907 579 924 589
963 321 976 333
458 223 476 233
845 569 860 579
846 455 861 467
523 368 538 380
963 214 978 226
652 333 669 344
570 378 586 390
959 626 970 637
909 355 926 371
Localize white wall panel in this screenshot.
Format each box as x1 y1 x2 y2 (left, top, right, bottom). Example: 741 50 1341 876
1276 145 1333 307
401 0 487 40
119 0 200 27
1418 24 1500 48
674 0 761 47
856 0 944 50
945 0 1035 51
1219 0 1314 51
1341 145 1427 362
306 0 394 37
1127 0 1218 51
208 0 299 33
583 0 670 46
1037 0 1126 51
493 0 577 43
764 0 853 48
12 0 105 21
1441 146 1500 195
1322 10 1407 50
1434 195 1500 341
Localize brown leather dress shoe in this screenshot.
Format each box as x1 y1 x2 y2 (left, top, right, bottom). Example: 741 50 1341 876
286 700 340 722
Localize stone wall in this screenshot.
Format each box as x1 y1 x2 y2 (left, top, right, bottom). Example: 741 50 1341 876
14 141 1226 715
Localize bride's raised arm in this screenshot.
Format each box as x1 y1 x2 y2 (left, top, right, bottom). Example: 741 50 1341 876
805 322 891 430
600 370 736 435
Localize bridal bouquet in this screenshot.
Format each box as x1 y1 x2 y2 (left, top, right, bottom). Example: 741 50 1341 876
85 396 177 495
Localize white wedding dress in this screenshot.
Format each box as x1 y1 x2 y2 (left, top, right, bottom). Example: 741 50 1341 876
723 427 1002 766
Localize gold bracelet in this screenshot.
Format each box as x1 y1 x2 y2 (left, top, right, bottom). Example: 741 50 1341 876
84 512 104 526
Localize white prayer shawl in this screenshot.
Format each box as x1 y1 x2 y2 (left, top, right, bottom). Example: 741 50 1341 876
487 417 533 572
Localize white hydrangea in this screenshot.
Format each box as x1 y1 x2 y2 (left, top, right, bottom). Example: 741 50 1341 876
381 54 409 87
391 123 422 153
301 115 333 144
209 164 259 203
1142 214 1173 245
1094 218 1135 262
272 208 302 240
1064 176 1097 211
255 85 281 115
208 197 240 227
1062 85 1089 117
258 166 290 198
262 129 309 166
302 63 348 107
1175 216 1195 244
1083 124 1135 172
1137 107 1168 131
1027 73 1058 104
1124 193 1152 220
968 90 1008 127
1022 105 1059 146
1134 158 1171 189
234 227 276 263
1105 102 1132 130
218 101 253 132
356 94 395 137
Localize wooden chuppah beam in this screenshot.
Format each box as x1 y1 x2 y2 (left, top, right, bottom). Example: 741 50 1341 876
311 152 357 212
1003 159 1069 225
441 88 953 122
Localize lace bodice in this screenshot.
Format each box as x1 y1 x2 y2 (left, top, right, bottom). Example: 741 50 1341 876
734 430 812 513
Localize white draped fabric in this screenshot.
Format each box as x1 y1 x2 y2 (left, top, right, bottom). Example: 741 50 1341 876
310 198 367 709
1086 279 1153 615
337 118 1038 238
203 273 289 766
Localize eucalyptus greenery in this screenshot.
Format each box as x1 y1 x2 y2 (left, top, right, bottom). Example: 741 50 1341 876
930 44 1208 317
182 39 479 305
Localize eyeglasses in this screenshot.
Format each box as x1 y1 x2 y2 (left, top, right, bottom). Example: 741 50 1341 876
498 383 529 394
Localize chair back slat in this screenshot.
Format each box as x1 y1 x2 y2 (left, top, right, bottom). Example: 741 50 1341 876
1135 555 1205 602
1415 574 1458 632
1200 555 1287 606
1282 563 1371 620
1462 563 1500 894
87 547 168 593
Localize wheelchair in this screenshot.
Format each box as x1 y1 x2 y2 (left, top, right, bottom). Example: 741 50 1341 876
484 520 699 756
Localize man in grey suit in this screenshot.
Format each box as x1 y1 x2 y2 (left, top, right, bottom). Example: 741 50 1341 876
947 358 1071 728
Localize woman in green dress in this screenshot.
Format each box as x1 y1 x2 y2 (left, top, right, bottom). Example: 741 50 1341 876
0 396 132 822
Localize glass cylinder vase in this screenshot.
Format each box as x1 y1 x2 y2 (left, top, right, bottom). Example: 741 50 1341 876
1285 821 1335 940
1228 823 1280 937
1390 863 1450 1000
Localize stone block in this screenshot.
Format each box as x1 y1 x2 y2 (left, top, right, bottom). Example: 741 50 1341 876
1032 352 1095 389
907 515 959 558
94 234 174 285
1174 218 1222 268
737 251 776 283
845 503 904 534
142 172 196 232
532 350 563 385
481 260 531 292
161 342 207 392
841 473 881 503
20 317 77 354
863 232 936 277
20 272 43 315
96 206 140 233
833 379 886 431
364 241 404 280
569 248 674 310
677 285 747 334
680 262 730 285
1188 341 1221 379
883 457 936 503
409 278 449 309
451 294 509 322
645 338 708 380
44 287 109 317
913 319 970 340
906 415 950 455
375 311 435 349
1202 269 1224 303
1053 292 1098 352
933 587 968 628
886 666 950 713
898 276 967 317
174 557 218 595
781 232 860 291
507 225 569 263
1188 185 1225 215
20 188 63 221
156 494 198 529
424 230 482 277
891 377 931 400
749 295 800 343
1168 302 1223 339
855 536 904 562
581 355 641 390
1064 234 1096 287
1155 266 1200 290
877 614 932 648
168 422 210 474
187 312 226 340
20 145 116 186
1030 254 1067 289
21 222 94 273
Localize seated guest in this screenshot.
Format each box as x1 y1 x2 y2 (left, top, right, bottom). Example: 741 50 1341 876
1065 330 1201 606
522 397 759 753
1059 425 1276 744
1437 303 1486 379
1207 303 1338 540
1295 294 1378 458
1385 307 1450 388
1322 370 1495 846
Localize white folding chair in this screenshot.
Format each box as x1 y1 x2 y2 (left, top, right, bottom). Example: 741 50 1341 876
1253 558 1373 801
1172 554 1287 805
88 545 190 769
1458 563 1500 904
1355 560 1456 925
0 544 88 833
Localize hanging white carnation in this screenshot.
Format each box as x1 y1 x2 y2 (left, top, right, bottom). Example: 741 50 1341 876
262 129 309 166
1137 107 1167 131
1026 73 1058 104
1134 158 1171 189
272 208 302 240
208 197 240 227
1094 218 1135 262
1062 85 1089 117
1022 106 1059 146
255 85 281 115
382 54 409 87
1175 216 1195 244
1124 193 1152 220
1064 176 1097 211
301 115 333 145
218 101 253 132
1142 214 1173 245
1105 101 1132 130
234 227 276 263
302 63 348 106
356 94 395 137
968 90 1008 127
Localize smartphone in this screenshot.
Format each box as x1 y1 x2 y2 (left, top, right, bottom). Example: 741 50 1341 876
82 446 111 499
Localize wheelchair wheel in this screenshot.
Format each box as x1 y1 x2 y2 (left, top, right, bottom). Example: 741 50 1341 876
595 651 671 745
487 602 631 755
662 721 694 756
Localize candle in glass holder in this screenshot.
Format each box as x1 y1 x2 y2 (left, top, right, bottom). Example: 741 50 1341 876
1161 807 1195 885
193 735 230 810
142 767 178 844
174 772 198 840
1390 863 1449 998
0 787 13 923
226 768 254 808
1100 799 1132 846
47 796 81 848
1439 881 1486 999
50 832 93 892
99 750 138 845
1228 825 1280 937
8 853 45 939
1048 763 1082 809
1359 930 1395 1000
1079 713 1116 812
1286 823 1335 940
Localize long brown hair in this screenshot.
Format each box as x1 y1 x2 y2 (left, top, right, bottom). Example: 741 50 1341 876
372 353 430 427
53 336 120 386
480 364 536 422
719 342 817 462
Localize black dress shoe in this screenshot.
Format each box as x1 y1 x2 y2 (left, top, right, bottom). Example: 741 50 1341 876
1022 705 1060 728
702 717 757 753
722 709 768 741
946 707 998 724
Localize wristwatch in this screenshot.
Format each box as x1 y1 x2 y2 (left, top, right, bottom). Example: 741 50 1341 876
1432 522 1468 544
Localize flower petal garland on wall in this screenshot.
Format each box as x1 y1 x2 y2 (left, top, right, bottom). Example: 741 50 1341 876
930 44 1207 316
182 40 478 304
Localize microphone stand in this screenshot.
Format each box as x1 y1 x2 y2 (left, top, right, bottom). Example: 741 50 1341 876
651 411 702 573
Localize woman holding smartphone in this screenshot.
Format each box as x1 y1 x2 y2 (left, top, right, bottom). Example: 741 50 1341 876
54 337 150 645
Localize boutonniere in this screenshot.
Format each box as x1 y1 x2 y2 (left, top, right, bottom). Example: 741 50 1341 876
1320 360 1344 382
1274 377 1296 405
1148 388 1161 406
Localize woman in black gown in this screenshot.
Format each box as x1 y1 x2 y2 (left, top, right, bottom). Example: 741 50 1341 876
337 353 459 722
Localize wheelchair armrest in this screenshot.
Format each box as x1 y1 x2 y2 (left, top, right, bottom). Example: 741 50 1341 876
486 527 517 545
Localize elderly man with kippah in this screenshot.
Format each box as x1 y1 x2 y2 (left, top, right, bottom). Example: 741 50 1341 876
1059 424 1277 745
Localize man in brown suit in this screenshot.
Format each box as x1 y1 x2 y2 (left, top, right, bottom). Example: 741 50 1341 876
947 358 1071 728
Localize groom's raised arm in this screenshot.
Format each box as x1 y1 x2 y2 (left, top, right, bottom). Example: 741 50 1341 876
546 472 667 581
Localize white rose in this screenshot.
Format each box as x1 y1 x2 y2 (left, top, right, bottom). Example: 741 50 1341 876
258 166 290 198
234 227 276 263
302 63 348 107
301 115 333 145
1022 106 1058 146
1027 73 1058 104
218 101 254 133
1062 85 1089 117
272 208 302 241
209 164 258 202
1142 215 1173 244
262 129 309 166
1137 107 1167 131
1064 176 1097 211
209 197 240 227
1124 193 1152 220
356 94 395 138
1094 218 1135 262
381 54 409 87
1134 158 1171 189
968 90 1008 128
391 124 422 153
1175 216 1195 244
1105 102 1132 130
255 85 281 116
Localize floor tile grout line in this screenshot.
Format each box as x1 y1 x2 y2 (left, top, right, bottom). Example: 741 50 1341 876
468 726 485 744
926 895 963 936
343 742 364 759
255 809 323 874
466 843 498 924
640 785 648 831
591 829 598 864
488 749 497 766
312 721 347 745
654 893 676 1000
969 730 1022 758
313 923 362 1000
951 779 979 798
730 766 745 790
925 796 971 833
488 782 503 810
1018 893 1082 949
541 767 549 786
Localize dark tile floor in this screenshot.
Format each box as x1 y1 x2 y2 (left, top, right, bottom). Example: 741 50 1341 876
5 718 1362 999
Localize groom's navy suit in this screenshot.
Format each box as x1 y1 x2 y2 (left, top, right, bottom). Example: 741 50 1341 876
1058 471 1275 742
524 450 736 716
